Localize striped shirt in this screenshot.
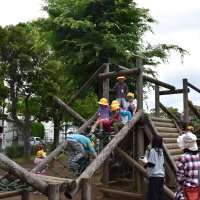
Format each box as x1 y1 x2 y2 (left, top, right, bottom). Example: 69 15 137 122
175 152 200 199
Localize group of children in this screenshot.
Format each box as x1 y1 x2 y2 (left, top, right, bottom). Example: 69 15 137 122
88 76 137 138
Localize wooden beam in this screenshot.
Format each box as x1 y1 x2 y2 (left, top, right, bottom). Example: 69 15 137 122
159 102 180 123
99 68 140 79
188 100 200 119
99 188 142 198
53 96 86 124
67 64 106 106
187 82 200 94
0 191 22 198
114 147 175 199
64 109 144 199
159 88 189 95
0 153 48 195
117 65 175 90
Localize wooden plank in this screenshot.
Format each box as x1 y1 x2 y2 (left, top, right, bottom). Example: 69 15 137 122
163 138 177 143
117 65 175 90
168 149 183 155
159 88 189 95
100 188 142 198
99 68 140 79
158 132 180 138
0 191 22 198
153 122 176 128
156 127 179 133
150 117 173 123
165 143 180 149
53 96 86 124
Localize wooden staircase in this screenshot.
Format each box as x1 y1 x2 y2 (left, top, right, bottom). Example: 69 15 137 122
150 117 183 166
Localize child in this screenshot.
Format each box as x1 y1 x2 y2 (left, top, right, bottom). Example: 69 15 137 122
88 98 112 137
114 76 129 108
34 146 47 194
67 133 97 176
124 92 137 116
146 134 164 200
110 102 132 133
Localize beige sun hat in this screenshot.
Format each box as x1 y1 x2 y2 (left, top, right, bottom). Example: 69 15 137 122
177 132 198 151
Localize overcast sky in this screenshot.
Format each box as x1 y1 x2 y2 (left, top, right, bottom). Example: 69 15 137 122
0 0 200 112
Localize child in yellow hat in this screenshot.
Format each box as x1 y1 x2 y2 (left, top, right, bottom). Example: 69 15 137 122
88 98 113 138
114 76 129 109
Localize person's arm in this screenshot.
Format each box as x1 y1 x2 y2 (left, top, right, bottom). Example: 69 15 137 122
176 157 185 185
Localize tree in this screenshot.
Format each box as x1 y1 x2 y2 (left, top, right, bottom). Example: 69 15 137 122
0 24 50 158
43 0 187 96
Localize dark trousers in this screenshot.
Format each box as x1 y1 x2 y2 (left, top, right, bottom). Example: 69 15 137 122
147 177 164 200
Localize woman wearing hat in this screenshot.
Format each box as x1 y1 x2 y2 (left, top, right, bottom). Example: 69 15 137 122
88 98 113 138
114 76 129 109
175 127 200 200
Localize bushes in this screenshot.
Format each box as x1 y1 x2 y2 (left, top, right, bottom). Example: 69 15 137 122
4 145 38 159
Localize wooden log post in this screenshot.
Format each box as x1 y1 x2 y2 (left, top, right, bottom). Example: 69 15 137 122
102 63 110 187
0 153 48 195
155 85 160 117
114 147 175 199
183 78 189 122
81 177 91 200
135 57 144 193
48 183 60 200
117 65 176 90
99 68 140 79
53 96 86 124
22 191 29 200
64 110 144 199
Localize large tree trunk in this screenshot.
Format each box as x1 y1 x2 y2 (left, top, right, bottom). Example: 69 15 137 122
23 97 31 158
53 112 61 149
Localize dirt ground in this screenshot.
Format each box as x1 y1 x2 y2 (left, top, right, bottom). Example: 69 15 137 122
0 159 104 200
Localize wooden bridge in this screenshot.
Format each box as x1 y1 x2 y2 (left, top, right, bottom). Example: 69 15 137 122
0 59 200 199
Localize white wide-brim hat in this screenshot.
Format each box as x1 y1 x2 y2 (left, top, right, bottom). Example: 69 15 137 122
177 132 198 151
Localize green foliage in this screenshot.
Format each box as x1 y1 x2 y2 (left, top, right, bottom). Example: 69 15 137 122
5 145 38 159
43 0 187 96
72 91 98 119
30 122 45 139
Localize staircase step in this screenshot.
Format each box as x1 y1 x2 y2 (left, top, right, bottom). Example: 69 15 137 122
156 127 179 133
165 143 180 149
153 121 176 128
159 132 180 138
168 149 183 155
163 138 177 143
150 117 173 123
171 154 181 161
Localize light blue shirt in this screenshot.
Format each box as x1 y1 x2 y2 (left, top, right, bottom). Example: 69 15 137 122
67 134 95 155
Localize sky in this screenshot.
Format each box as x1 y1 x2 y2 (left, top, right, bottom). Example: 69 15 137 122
0 0 200 112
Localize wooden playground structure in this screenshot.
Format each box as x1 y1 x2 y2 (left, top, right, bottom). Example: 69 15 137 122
1 57 200 199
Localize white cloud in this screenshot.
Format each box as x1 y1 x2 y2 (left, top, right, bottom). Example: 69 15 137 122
135 0 200 112
0 0 47 27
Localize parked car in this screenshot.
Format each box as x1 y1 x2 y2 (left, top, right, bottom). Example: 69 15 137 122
30 137 42 146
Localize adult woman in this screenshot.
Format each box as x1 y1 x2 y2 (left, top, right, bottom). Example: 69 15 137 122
175 126 200 200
